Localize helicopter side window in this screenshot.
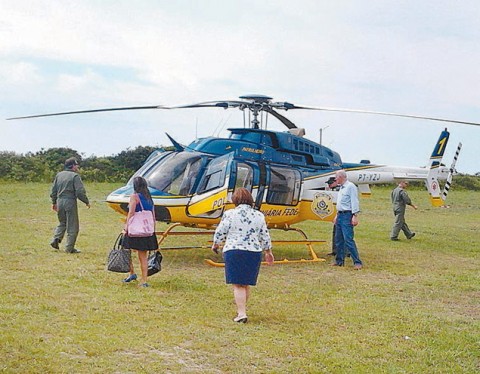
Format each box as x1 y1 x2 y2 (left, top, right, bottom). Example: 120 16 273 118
234 163 253 191
197 157 229 194
202 171 223 191
266 167 301 206
178 158 202 195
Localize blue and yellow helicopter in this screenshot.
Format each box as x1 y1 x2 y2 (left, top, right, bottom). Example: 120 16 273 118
9 95 479 264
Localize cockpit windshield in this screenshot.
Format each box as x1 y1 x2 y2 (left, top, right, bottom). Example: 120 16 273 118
141 152 202 195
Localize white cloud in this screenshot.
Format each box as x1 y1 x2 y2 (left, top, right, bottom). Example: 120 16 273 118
0 0 479 173
0 61 43 85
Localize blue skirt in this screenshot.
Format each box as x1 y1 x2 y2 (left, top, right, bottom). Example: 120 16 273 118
224 250 262 286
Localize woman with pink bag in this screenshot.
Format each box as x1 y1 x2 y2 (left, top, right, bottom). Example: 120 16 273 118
122 176 158 288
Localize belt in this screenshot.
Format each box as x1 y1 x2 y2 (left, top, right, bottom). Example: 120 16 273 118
337 210 352 214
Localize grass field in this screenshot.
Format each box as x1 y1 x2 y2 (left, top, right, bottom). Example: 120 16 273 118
0 182 479 373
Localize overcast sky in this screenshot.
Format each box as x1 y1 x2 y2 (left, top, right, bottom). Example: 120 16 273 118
1 0 479 174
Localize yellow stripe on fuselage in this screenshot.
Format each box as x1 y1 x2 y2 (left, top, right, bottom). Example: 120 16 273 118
187 189 228 216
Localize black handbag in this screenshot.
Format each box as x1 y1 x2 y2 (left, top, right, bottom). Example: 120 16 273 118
107 234 131 273
147 250 162 276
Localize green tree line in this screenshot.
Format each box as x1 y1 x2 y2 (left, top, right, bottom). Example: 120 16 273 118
1 147 479 190
0 146 161 183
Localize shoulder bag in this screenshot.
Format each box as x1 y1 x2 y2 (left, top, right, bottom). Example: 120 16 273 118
147 250 163 276
107 233 131 273
127 194 155 237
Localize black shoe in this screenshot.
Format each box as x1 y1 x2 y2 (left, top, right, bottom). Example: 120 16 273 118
326 252 336 256
407 233 416 239
391 238 399 241
66 248 81 254
50 238 60 249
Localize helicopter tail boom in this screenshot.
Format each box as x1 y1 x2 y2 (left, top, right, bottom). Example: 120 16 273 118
344 128 456 207
425 129 450 206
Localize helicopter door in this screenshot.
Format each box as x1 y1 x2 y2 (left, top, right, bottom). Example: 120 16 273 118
254 163 267 209
187 152 234 218
266 166 302 206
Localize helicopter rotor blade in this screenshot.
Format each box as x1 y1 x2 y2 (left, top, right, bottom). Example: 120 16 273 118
164 100 248 110
263 107 297 129
287 105 480 127
6 105 164 120
8 95 480 128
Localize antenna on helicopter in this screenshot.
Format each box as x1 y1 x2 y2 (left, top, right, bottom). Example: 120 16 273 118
319 125 330 145
195 118 198 141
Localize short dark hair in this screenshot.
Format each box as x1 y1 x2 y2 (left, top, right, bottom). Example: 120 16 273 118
232 188 254 207
64 157 79 169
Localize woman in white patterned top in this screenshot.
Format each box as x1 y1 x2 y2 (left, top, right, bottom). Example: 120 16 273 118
212 188 274 323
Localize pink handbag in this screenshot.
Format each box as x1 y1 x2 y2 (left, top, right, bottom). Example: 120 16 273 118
127 194 155 237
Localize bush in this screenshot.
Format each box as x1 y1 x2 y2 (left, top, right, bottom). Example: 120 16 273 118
0 146 160 183
451 173 480 191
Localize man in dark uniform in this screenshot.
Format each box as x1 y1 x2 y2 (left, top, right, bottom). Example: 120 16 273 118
390 181 417 241
50 157 90 253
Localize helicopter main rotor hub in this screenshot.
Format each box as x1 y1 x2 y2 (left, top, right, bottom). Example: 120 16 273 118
238 95 273 129
239 94 273 103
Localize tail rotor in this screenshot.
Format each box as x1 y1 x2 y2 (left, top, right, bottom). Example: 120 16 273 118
441 142 462 202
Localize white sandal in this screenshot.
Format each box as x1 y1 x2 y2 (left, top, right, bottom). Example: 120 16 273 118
233 315 248 323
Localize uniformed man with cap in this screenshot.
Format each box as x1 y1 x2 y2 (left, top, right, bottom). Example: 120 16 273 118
50 157 90 253
390 180 417 241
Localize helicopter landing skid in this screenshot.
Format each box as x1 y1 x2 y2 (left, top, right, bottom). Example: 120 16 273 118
205 227 327 267
155 223 326 266
155 222 215 250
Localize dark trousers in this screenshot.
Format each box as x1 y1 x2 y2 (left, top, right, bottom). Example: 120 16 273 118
53 198 79 251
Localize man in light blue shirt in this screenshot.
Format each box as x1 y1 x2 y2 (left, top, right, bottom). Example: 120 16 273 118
331 170 363 269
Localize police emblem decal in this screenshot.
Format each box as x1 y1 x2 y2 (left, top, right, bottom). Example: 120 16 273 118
311 192 334 219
